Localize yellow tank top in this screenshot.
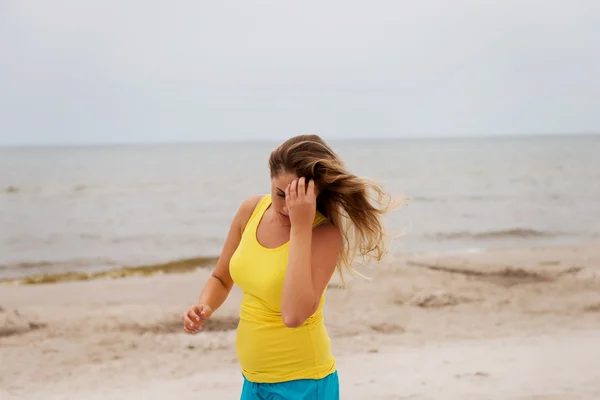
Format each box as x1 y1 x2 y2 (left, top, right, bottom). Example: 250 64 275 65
229 194 336 383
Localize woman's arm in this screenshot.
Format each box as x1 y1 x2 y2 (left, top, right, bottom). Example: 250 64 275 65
281 177 341 328
183 194 263 333
281 224 341 328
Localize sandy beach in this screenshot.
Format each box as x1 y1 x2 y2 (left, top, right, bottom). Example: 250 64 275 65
2 243 600 399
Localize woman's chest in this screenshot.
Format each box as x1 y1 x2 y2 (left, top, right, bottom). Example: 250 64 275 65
230 242 290 309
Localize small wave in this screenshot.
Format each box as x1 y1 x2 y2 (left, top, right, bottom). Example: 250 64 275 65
3 184 92 195
8 261 54 269
435 228 558 240
0 256 219 285
411 196 440 202
412 195 504 203
2 259 116 270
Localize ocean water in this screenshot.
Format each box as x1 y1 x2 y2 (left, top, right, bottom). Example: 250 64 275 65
1 135 599 279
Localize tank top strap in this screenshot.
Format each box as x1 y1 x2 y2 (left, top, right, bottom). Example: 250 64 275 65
312 211 328 228
243 194 272 233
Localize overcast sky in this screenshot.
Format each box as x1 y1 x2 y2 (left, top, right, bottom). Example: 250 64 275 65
1 1 599 146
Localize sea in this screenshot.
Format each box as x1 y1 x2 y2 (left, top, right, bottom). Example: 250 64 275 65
1 135 599 280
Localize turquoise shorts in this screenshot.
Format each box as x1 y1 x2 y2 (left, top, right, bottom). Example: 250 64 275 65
240 371 339 400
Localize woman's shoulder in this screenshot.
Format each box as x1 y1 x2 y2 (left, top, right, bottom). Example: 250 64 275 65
240 194 267 212
235 194 268 232
313 218 341 241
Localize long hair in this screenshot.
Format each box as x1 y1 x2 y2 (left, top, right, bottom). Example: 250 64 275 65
268 134 402 285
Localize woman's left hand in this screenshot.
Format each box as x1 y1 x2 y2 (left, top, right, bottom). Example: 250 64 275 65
285 177 316 229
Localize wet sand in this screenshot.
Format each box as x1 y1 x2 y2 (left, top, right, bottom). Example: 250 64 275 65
2 243 600 399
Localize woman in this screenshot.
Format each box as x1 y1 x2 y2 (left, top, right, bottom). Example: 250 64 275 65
182 134 396 399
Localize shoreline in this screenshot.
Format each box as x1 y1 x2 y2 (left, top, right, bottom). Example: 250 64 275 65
0 256 219 285
2 240 598 286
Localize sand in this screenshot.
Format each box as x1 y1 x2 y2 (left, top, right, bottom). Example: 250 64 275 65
1 243 600 399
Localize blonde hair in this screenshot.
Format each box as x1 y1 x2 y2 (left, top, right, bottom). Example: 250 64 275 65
269 134 402 285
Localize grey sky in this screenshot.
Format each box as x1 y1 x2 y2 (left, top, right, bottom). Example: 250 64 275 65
1 1 599 146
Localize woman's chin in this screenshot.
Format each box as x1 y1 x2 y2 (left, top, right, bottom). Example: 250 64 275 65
278 212 291 225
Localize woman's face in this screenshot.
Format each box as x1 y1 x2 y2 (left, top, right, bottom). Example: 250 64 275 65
270 170 298 226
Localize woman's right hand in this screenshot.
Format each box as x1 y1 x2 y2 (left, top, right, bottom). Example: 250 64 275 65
182 304 212 334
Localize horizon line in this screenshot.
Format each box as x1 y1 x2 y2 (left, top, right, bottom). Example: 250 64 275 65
1 131 598 149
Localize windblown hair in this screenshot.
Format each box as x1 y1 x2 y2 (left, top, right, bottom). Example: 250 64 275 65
269 134 402 284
